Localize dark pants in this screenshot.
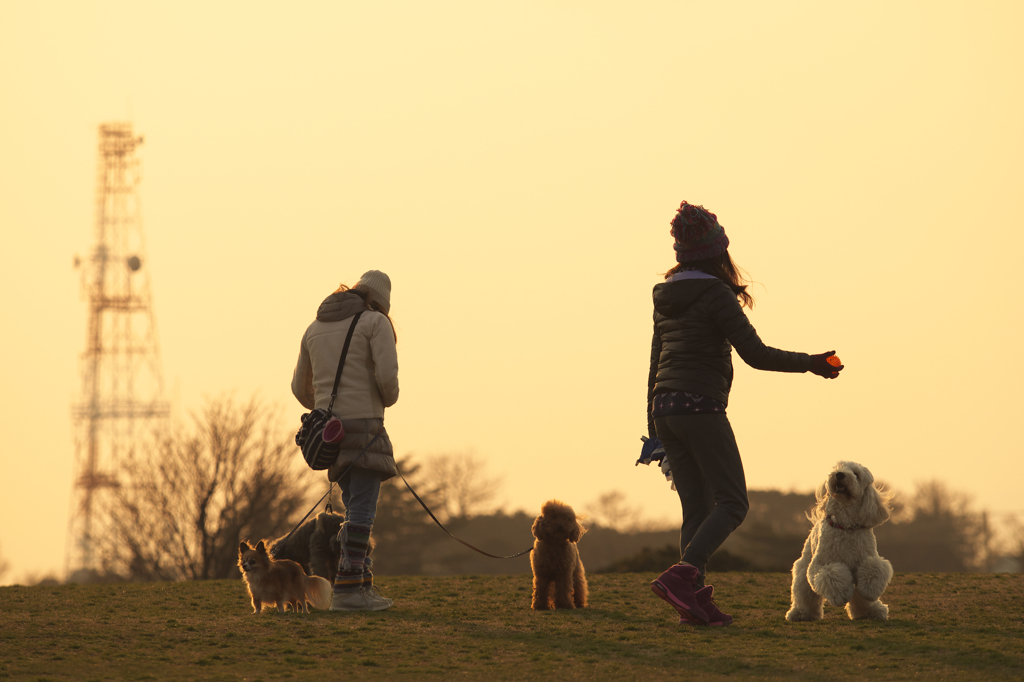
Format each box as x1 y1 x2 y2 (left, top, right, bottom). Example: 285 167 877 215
655 413 749 581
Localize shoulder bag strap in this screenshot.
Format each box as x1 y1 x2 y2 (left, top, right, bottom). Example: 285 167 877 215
326 311 363 415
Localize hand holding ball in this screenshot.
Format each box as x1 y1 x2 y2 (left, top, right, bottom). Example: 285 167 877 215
810 351 843 378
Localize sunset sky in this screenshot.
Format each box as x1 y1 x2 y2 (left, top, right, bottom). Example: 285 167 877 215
2 1 1022 583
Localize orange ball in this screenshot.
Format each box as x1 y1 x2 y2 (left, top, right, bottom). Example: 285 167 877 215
826 355 842 367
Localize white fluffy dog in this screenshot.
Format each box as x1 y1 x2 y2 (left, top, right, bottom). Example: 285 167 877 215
786 461 893 622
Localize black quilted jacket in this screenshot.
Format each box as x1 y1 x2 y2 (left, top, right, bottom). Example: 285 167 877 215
647 277 812 419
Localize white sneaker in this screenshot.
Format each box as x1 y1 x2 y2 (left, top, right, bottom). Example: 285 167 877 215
365 585 394 609
330 586 392 612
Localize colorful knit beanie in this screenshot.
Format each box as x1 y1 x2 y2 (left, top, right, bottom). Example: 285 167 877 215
670 201 729 263
355 270 392 315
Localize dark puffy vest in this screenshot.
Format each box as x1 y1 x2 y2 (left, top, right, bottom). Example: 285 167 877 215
652 279 810 405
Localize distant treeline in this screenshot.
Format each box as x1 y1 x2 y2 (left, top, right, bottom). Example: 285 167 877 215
372 485 1018 577
42 397 1020 585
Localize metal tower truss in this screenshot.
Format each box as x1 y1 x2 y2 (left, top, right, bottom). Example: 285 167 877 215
66 122 169 580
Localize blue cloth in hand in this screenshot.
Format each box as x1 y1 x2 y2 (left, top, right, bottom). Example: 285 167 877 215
636 435 666 466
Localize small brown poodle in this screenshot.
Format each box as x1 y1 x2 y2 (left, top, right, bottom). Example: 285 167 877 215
530 499 588 610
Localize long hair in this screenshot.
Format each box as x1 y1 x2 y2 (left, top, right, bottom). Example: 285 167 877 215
665 251 755 309
333 284 397 342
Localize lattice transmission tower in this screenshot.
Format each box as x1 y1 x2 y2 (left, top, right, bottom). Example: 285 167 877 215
66 122 170 580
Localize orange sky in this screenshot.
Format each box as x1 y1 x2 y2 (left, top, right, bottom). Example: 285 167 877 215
2 1 1023 583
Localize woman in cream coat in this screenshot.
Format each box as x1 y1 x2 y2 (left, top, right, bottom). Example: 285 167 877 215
291 269 398 612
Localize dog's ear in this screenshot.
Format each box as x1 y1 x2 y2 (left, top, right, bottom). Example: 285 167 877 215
860 484 891 528
570 519 586 543
810 479 829 521
256 540 267 555
532 514 543 540
853 463 875 487
239 541 251 556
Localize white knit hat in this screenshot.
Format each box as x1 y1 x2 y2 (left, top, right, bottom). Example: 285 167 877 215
355 270 392 314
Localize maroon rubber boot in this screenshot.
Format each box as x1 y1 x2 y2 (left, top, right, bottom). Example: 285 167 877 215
678 585 732 626
650 563 709 625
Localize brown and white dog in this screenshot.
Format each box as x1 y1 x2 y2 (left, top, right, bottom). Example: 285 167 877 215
530 499 588 610
238 540 332 614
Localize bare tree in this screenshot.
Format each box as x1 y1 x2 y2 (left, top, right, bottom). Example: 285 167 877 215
875 480 987 572
100 396 321 581
586 490 653 532
419 451 503 521
1001 513 1024 570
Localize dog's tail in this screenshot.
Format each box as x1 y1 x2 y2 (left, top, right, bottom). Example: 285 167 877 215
306 575 333 610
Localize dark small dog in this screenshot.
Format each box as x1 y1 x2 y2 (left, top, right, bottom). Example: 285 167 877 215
530 499 588 610
268 511 345 583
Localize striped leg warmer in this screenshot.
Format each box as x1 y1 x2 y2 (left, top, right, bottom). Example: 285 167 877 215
334 523 373 594
362 556 375 589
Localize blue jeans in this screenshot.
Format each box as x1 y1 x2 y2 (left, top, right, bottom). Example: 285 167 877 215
655 413 749 579
335 466 383 527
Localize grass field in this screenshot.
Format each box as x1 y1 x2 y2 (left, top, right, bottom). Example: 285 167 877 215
1 572 1022 681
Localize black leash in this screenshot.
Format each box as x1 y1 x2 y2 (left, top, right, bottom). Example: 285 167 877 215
396 465 533 560
275 437 532 560
270 483 335 557
271 432 380 557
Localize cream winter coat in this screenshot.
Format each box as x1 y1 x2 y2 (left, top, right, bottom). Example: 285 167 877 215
291 292 399 478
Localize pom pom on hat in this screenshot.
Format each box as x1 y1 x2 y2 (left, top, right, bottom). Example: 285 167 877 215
670 201 729 263
355 270 391 314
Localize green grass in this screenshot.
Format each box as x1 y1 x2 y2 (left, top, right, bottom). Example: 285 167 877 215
1 573 1022 681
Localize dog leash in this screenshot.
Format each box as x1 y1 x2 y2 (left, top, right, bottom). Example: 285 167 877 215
273 440 532 560
270 432 381 557
270 483 336 558
395 464 533 559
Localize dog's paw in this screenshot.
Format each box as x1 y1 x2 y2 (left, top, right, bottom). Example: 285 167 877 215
810 563 854 607
824 589 853 607
847 597 889 621
785 607 823 622
864 600 889 621
854 558 893 601
856 582 889 603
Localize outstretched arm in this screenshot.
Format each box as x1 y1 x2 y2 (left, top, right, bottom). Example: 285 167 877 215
708 285 812 373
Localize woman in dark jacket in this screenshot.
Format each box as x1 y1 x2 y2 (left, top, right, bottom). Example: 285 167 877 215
648 201 843 626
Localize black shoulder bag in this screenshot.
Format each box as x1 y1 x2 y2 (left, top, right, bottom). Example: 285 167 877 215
295 311 363 470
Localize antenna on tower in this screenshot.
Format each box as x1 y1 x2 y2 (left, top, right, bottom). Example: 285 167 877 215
66 122 169 582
